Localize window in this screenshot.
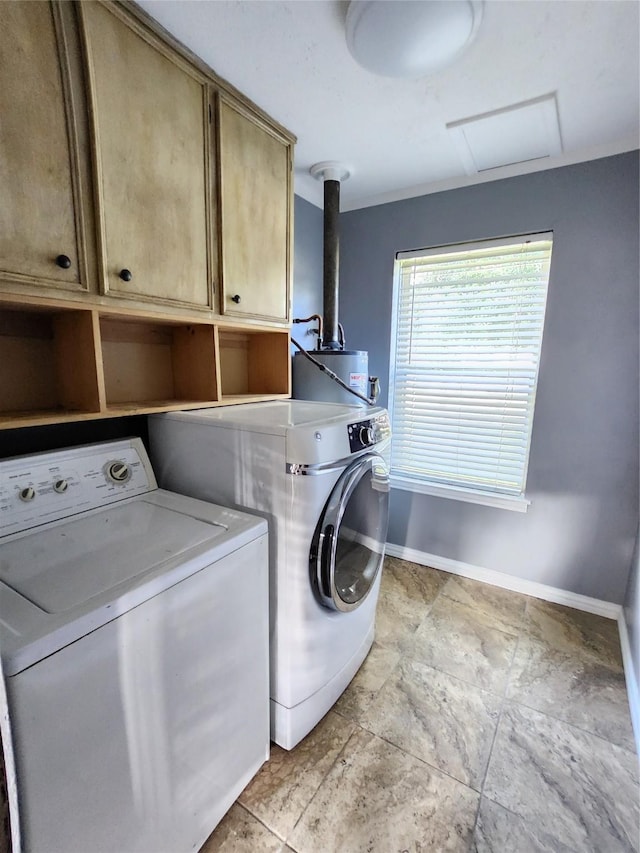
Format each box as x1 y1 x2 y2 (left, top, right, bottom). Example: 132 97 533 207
389 233 553 510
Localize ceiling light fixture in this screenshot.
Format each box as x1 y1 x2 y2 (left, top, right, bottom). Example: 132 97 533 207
345 0 483 79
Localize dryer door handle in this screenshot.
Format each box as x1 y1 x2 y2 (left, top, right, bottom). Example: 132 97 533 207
318 523 335 600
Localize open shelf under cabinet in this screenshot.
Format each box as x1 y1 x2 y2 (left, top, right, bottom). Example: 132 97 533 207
0 298 291 430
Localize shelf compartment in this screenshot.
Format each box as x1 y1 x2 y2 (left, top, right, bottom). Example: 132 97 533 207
217 327 290 398
100 317 218 406
0 305 101 418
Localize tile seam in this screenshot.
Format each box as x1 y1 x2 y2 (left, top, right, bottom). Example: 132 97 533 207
284 721 361 847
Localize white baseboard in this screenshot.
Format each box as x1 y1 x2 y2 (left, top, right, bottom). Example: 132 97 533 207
384 542 623 620
617 614 640 760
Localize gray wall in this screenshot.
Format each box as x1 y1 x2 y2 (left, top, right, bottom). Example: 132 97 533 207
623 204 640 685
625 533 639 687
291 194 323 344
338 152 639 604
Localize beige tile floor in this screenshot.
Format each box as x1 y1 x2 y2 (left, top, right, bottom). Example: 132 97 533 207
200 556 640 853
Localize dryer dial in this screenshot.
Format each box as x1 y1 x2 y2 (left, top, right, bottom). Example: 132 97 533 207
359 426 374 447
348 419 377 452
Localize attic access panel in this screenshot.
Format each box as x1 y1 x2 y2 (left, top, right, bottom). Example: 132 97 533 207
447 93 562 174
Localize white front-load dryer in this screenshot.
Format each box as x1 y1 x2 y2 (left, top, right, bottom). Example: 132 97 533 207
149 400 391 749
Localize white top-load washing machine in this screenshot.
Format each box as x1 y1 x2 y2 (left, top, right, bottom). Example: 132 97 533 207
149 400 391 749
0 438 269 853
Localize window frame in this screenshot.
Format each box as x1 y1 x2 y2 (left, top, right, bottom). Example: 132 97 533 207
388 231 553 512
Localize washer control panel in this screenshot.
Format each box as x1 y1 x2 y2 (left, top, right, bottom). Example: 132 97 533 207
347 409 391 453
0 438 156 538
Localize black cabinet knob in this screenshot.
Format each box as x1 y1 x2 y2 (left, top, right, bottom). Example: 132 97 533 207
119 269 132 282
55 254 71 269
231 294 241 304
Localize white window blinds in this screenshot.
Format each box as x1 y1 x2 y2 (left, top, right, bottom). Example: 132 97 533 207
389 233 553 498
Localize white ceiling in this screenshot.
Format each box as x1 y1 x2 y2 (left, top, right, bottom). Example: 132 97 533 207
137 0 640 211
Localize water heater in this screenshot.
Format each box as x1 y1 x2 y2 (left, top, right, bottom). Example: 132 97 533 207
292 350 369 406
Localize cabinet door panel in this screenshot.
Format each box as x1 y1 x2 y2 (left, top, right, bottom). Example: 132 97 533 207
0 2 84 290
219 99 291 323
81 3 211 310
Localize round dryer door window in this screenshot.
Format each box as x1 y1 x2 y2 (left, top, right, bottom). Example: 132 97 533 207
314 453 390 612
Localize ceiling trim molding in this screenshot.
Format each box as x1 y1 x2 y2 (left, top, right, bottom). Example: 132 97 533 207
294 138 639 211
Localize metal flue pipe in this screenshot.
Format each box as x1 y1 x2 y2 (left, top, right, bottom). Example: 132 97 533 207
310 162 351 351
322 177 340 349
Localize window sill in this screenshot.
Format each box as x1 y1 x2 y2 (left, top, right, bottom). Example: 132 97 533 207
389 474 530 513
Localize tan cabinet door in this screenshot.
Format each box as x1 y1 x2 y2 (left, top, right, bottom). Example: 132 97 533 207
0 2 89 292
80 2 212 311
218 97 292 323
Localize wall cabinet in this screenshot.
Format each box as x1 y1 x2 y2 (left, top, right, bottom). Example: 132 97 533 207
218 96 292 323
0 1 296 429
79 2 214 312
0 2 94 296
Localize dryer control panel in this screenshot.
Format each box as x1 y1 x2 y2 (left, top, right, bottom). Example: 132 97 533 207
347 410 391 453
0 439 156 538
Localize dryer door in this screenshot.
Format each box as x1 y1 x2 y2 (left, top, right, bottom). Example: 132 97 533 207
314 453 390 612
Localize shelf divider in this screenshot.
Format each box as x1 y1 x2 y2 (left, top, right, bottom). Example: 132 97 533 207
53 309 104 413
172 324 219 402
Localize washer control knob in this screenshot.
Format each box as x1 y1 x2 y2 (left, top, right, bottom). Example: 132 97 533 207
106 461 130 483
54 479 69 494
19 487 36 502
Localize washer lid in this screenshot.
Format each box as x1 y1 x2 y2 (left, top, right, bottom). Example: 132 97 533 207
0 490 267 675
0 501 223 613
